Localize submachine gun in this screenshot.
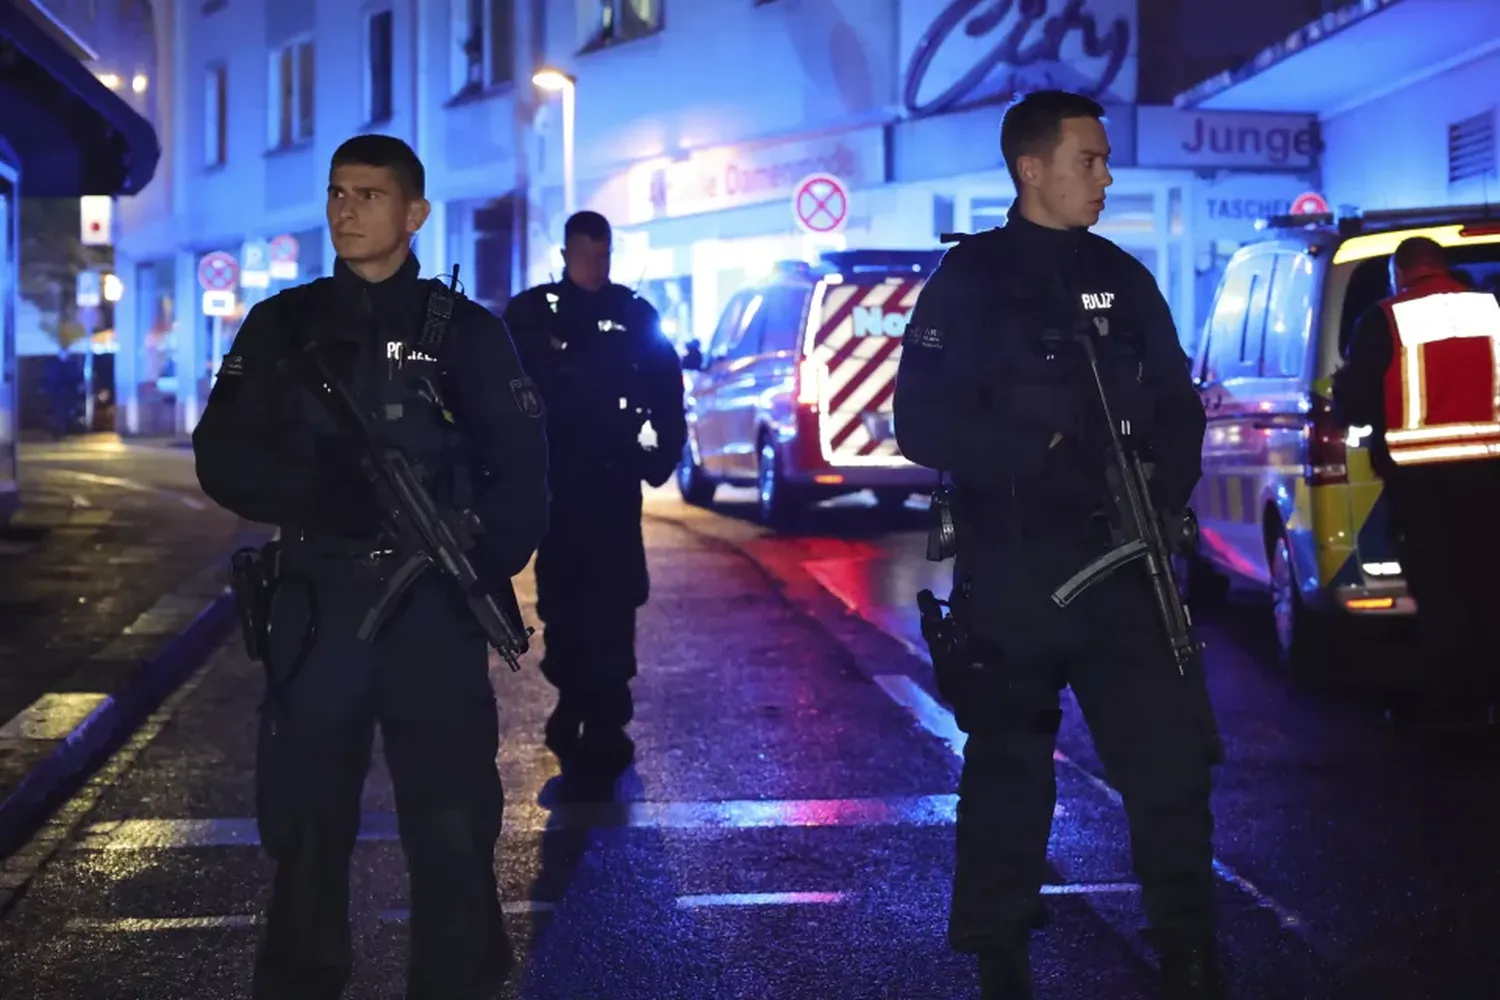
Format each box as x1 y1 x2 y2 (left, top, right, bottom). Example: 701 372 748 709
1044 326 1202 676
299 269 534 673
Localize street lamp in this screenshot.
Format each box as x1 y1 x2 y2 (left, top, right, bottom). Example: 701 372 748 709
531 67 577 217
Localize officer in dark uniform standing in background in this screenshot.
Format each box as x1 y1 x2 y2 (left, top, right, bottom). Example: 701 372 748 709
1332 236 1500 732
504 210 687 778
193 134 548 1000
894 91 1223 999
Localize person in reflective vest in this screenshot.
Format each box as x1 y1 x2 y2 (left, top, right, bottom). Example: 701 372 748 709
1333 235 1500 732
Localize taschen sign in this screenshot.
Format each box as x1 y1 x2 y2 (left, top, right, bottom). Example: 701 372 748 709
899 0 1139 118
624 128 884 224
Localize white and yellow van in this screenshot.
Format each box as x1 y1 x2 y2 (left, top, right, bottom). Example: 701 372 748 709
1184 205 1500 668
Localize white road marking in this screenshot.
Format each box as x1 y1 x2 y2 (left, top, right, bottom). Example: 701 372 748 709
63 887 1154 933
873 673 1312 937
74 794 965 849
43 469 206 510
675 891 846 908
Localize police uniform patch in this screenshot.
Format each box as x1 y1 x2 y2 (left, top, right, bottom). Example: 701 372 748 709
218 354 245 376
510 376 544 418
903 325 945 350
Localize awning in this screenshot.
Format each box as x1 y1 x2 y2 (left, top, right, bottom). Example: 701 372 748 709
0 0 160 196
1174 0 1500 116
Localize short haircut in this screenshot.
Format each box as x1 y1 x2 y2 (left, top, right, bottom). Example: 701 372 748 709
564 210 611 243
999 89 1106 188
1391 236 1445 275
330 134 425 200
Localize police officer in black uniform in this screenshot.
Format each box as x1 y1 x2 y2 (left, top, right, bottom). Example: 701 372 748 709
894 92 1222 999
503 210 686 777
192 135 548 1000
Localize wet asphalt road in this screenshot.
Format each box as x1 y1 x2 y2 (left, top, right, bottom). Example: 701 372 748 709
0 481 1497 998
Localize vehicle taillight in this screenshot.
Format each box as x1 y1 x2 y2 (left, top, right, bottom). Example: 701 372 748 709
797 359 822 407
1308 395 1348 485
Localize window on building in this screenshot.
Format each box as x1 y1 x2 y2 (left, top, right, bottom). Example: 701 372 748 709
450 0 514 96
366 9 394 124
578 0 662 53
203 63 227 167
267 38 315 149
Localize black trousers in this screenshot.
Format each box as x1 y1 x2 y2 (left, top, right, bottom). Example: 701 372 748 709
252 547 509 1000
1385 463 1500 704
538 603 638 730
945 574 1219 955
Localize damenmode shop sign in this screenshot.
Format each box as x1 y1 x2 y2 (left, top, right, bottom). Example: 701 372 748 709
899 0 1139 118
623 128 884 224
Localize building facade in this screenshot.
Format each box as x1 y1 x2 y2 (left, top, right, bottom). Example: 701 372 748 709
1 0 160 516
1176 0 1500 216
117 0 1324 435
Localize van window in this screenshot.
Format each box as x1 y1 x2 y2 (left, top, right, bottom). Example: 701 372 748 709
707 291 753 363
719 292 764 363
1201 260 1254 383
1338 242 1500 356
755 285 812 355
1240 256 1273 370
1261 253 1315 378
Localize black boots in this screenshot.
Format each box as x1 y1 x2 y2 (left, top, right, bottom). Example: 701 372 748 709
977 946 1033 1000
1159 939 1227 999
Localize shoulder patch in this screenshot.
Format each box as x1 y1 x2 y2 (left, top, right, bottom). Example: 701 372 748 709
904 324 945 350
217 354 245 377
510 376 544 419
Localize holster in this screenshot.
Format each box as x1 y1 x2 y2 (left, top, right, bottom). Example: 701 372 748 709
917 581 985 715
229 541 280 663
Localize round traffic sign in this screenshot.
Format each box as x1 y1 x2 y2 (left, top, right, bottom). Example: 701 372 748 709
1290 191 1330 216
269 234 300 262
198 251 239 292
793 173 849 234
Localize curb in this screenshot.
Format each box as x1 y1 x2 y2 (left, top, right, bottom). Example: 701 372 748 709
0 531 267 859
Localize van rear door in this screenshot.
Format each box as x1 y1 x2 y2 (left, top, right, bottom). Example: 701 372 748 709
802 274 926 466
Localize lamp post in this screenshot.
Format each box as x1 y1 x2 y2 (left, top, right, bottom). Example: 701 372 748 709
531 68 576 218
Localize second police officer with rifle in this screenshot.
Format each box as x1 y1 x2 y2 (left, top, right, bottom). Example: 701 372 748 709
504 210 688 780
893 91 1226 999
193 134 548 1000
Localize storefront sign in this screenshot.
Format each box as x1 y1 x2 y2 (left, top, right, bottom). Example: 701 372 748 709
625 128 883 224
1198 173 1317 243
1137 107 1319 170
900 0 1138 117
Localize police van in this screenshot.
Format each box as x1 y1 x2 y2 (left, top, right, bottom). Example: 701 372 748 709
1182 204 1500 668
676 249 944 528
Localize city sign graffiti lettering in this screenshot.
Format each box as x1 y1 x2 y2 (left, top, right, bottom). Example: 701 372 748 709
904 0 1132 117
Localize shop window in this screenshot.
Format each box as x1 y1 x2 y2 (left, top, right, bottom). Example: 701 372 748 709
577 0 661 54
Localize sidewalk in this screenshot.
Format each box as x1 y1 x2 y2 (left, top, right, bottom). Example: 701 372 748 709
0 445 268 858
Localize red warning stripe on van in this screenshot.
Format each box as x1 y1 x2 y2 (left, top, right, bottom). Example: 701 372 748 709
810 278 923 460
